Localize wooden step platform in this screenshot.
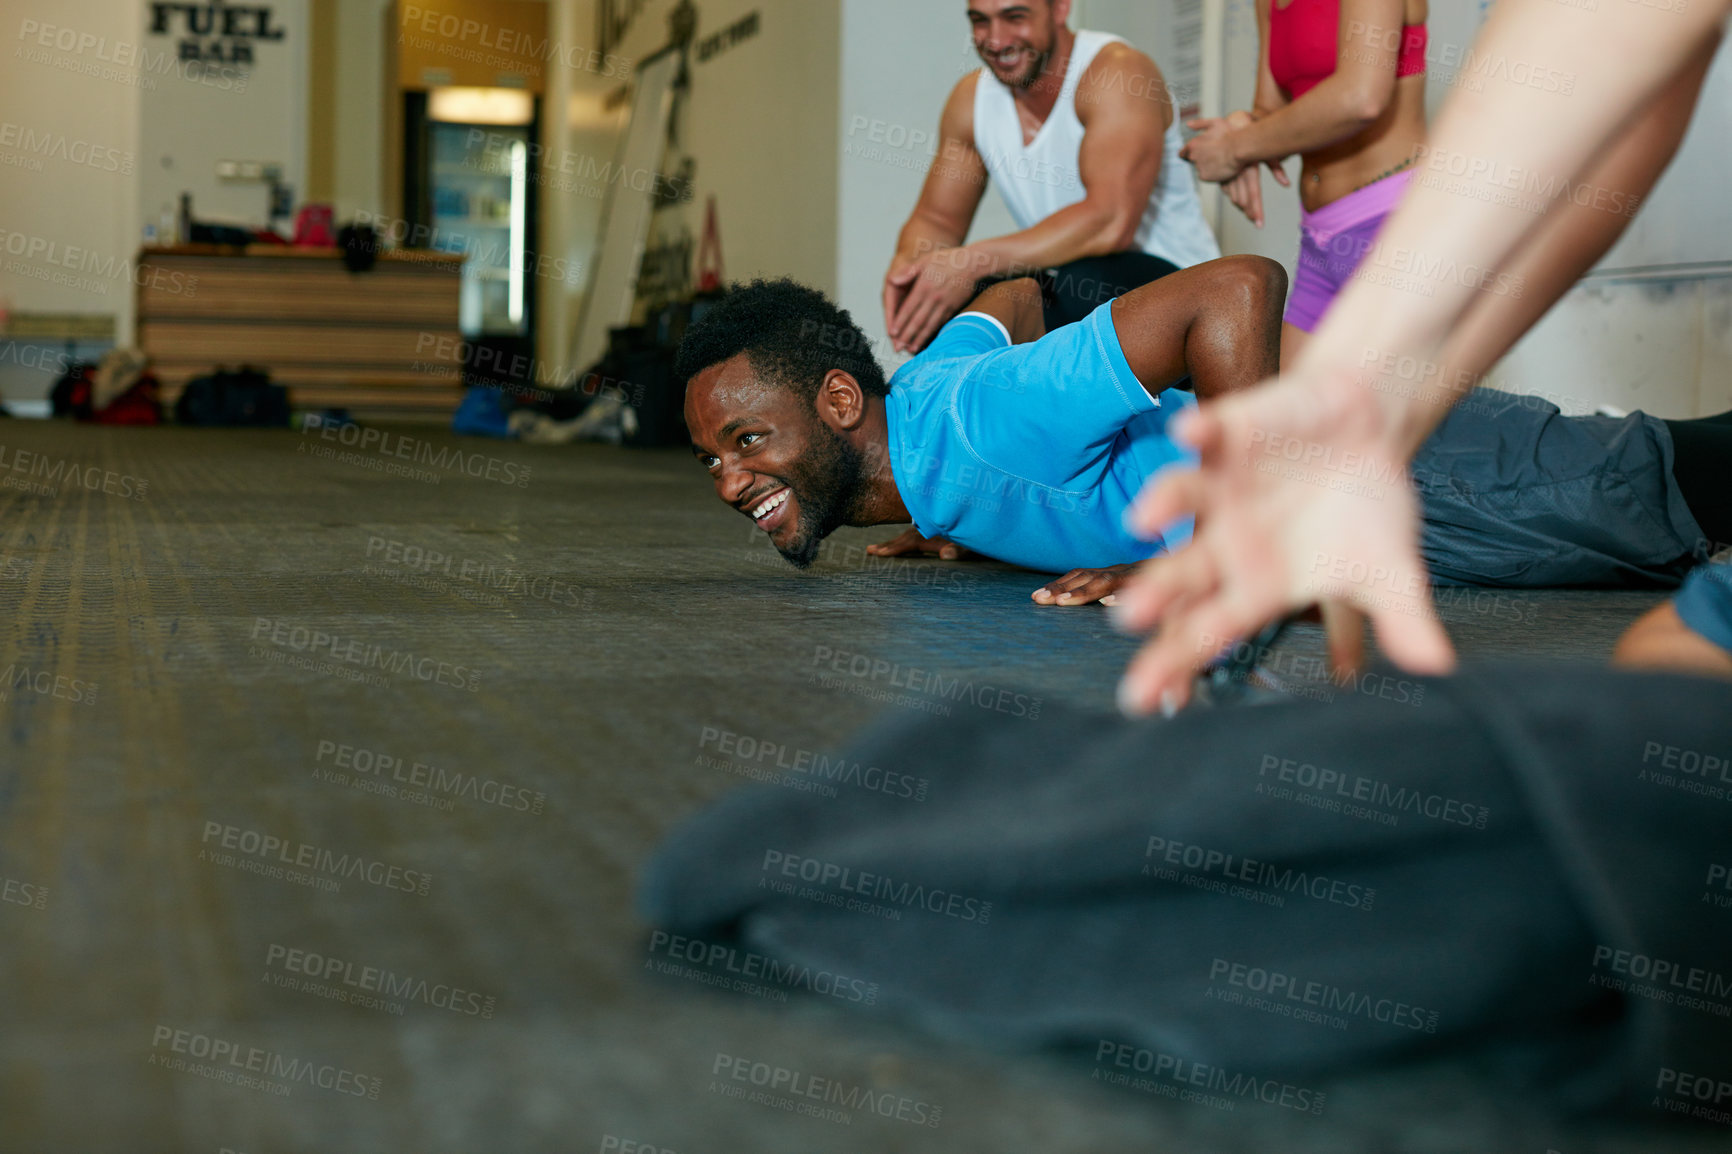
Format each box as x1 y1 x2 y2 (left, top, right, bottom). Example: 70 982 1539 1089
136 244 468 418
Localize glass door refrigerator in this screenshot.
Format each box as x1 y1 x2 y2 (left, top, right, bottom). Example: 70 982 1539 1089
403 89 541 384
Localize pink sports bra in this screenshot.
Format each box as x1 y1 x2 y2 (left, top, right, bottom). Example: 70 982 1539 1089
1269 0 1427 100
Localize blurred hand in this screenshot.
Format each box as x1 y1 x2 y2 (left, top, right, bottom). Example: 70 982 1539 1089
1109 370 1456 716
866 528 977 561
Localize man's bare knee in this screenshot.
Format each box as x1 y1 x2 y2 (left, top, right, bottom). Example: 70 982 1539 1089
1217 254 1287 320
974 276 1041 309
968 277 1045 342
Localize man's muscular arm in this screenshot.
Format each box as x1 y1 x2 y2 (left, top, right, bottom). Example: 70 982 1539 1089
884 76 992 350
1033 255 1286 608
888 44 1171 354
1108 255 1287 401
964 44 1169 271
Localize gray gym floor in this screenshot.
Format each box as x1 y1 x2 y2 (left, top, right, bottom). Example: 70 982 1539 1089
0 421 1710 1153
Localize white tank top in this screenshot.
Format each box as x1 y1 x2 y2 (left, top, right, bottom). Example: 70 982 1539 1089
972 30 1220 269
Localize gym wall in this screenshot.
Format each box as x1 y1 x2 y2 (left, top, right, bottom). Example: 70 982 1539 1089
1488 35 1732 421
137 1 310 243
0 0 146 337
570 0 841 290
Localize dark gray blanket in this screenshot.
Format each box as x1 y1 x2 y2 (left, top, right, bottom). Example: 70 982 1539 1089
639 666 1732 1112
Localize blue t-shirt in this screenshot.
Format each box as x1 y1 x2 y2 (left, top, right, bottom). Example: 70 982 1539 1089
1676 561 1732 655
883 303 1196 573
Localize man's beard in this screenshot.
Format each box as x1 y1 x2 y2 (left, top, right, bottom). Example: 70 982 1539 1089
980 21 1057 89
776 422 868 569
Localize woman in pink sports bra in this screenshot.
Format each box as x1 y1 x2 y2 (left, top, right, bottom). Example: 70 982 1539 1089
1180 0 1429 365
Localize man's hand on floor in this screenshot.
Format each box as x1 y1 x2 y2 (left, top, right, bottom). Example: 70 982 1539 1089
1108 371 1456 716
1032 564 1135 606
866 528 978 561
1612 602 1732 678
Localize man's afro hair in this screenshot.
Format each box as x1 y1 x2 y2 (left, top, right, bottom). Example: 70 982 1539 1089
674 278 887 403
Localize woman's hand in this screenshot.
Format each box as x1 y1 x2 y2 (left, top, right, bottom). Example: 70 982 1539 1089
1181 114 1245 183
1222 165 1266 226
1222 158 1293 228
1185 110 1291 223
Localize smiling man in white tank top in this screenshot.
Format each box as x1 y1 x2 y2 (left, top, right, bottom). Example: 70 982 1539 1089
884 0 1221 356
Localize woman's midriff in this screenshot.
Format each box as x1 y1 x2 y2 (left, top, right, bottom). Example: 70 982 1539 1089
1298 72 1428 213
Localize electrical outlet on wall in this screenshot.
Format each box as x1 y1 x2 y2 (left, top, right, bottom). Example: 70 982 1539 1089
216 160 271 181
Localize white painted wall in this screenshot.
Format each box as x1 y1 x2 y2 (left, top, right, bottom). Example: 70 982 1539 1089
1490 37 1732 418
0 0 144 336
137 0 310 232
0 0 148 405
331 0 391 224
548 0 840 370
604 0 840 289
1490 276 1732 419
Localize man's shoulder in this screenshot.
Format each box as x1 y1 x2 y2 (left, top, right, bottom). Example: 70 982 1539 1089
945 70 984 117
1082 37 1159 74
1075 39 1167 120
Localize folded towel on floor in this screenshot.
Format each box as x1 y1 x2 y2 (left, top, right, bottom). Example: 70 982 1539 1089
639 665 1732 1112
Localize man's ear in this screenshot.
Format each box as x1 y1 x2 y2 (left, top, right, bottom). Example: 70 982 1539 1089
815 369 868 431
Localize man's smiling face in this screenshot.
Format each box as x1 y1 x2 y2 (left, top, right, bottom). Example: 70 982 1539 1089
685 352 868 569
969 0 1062 89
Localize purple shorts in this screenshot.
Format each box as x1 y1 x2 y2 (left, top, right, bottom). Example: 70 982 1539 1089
1285 169 1415 332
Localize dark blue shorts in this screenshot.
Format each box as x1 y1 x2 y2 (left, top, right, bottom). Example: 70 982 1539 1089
1415 390 1707 588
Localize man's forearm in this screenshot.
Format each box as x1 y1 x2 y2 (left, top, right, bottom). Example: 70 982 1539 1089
964 198 1138 279
894 213 967 269
1613 603 1732 678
